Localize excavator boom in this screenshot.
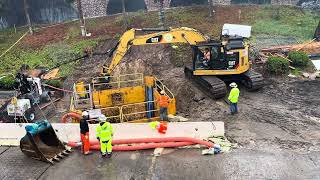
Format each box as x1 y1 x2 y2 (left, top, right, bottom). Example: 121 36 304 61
102 27 209 75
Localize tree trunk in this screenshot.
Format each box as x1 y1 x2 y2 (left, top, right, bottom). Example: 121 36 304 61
76 0 86 36
23 0 33 35
208 0 213 17
121 0 128 29
159 0 165 28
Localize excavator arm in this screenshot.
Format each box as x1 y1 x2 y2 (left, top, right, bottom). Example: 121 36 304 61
102 27 209 76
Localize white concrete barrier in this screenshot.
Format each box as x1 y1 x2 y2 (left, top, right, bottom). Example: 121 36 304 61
0 122 224 146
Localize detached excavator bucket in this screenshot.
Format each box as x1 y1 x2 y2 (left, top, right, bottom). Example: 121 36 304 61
20 120 71 164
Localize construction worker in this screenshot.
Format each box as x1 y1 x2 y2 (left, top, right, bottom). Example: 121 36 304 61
157 90 170 121
228 82 240 115
96 115 113 158
80 111 91 155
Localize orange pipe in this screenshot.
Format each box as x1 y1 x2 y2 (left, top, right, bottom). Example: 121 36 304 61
67 137 214 151
61 112 82 123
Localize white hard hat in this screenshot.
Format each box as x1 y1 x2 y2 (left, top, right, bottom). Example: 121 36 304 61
82 111 89 117
230 82 237 88
98 115 107 122
160 90 165 95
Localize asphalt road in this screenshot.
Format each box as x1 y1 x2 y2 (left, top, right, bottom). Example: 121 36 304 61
1 147 319 180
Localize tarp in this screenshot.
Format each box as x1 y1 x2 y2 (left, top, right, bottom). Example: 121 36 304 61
311 60 320 70
222 24 251 38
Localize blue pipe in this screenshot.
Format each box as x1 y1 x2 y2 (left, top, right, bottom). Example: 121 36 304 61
145 87 155 118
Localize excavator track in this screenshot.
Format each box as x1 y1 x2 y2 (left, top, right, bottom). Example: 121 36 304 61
184 66 227 99
240 70 264 91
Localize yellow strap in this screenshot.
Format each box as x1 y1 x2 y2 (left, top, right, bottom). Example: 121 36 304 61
0 31 28 58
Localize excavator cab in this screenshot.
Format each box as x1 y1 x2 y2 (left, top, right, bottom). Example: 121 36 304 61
192 36 249 73
20 120 71 164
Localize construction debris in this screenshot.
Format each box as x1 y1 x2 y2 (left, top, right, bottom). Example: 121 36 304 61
201 136 236 155
260 41 320 54
288 74 297 78
153 148 165 157
168 115 189 122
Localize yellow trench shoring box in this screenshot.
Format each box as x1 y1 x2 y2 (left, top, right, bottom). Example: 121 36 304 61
70 73 176 123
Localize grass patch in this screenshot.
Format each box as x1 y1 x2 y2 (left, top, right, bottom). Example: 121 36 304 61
0 39 98 77
0 27 28 55
252 6 319 41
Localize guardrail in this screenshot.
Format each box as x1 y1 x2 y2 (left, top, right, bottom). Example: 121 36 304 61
154 77 175 99
121 101 160 122
92 73 144 90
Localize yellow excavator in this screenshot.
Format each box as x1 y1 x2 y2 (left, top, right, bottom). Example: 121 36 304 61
101 26 263 99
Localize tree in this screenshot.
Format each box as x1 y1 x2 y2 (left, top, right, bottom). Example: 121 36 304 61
76 0 86 36
121 0 128 29
154 0 165 28
23 0 33 35
208 0 213 17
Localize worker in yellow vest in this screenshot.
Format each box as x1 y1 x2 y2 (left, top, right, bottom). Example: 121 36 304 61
228 82 240 115
96 115 113 158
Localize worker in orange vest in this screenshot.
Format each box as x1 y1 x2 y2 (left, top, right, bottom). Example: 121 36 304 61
157 90 170 121
80 111 91 155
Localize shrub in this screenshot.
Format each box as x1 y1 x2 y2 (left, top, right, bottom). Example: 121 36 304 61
266 56 290 74
288 51 309 67
0 75 15 89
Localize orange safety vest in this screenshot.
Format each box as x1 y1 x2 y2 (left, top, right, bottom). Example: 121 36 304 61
158 95 169 107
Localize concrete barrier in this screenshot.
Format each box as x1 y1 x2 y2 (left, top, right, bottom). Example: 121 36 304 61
0 122 224 146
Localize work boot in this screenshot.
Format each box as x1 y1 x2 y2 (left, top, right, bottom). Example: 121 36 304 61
101 152 106 158
107 152 112 158
84 151 92 155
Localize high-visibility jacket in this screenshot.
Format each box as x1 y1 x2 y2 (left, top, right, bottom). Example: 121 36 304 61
96 122 113 141
158 95 169 107
228 87 240 103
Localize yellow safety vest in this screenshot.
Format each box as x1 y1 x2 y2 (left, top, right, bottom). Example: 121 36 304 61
228 87 240 103
96 122 113 141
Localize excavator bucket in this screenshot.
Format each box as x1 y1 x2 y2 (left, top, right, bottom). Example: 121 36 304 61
20 120 71 164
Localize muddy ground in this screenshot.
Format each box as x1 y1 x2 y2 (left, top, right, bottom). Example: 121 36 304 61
1 38 320 179
56 39 320 155
54 38 320 156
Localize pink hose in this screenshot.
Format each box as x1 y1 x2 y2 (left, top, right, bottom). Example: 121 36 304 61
68 137 214 151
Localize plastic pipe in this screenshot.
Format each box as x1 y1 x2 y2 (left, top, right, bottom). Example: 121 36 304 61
68 137 214 151
61 112 82 123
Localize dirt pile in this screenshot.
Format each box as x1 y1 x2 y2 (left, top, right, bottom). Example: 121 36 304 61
109 45 227 119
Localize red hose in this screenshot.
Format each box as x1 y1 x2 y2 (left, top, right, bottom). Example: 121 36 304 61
61 112 82 123
89 137 214 147
67 137 214 151
43 84 73 93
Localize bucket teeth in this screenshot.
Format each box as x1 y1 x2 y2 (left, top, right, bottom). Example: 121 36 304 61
53 156 60 161
62 150 69 155
57 153 64 158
